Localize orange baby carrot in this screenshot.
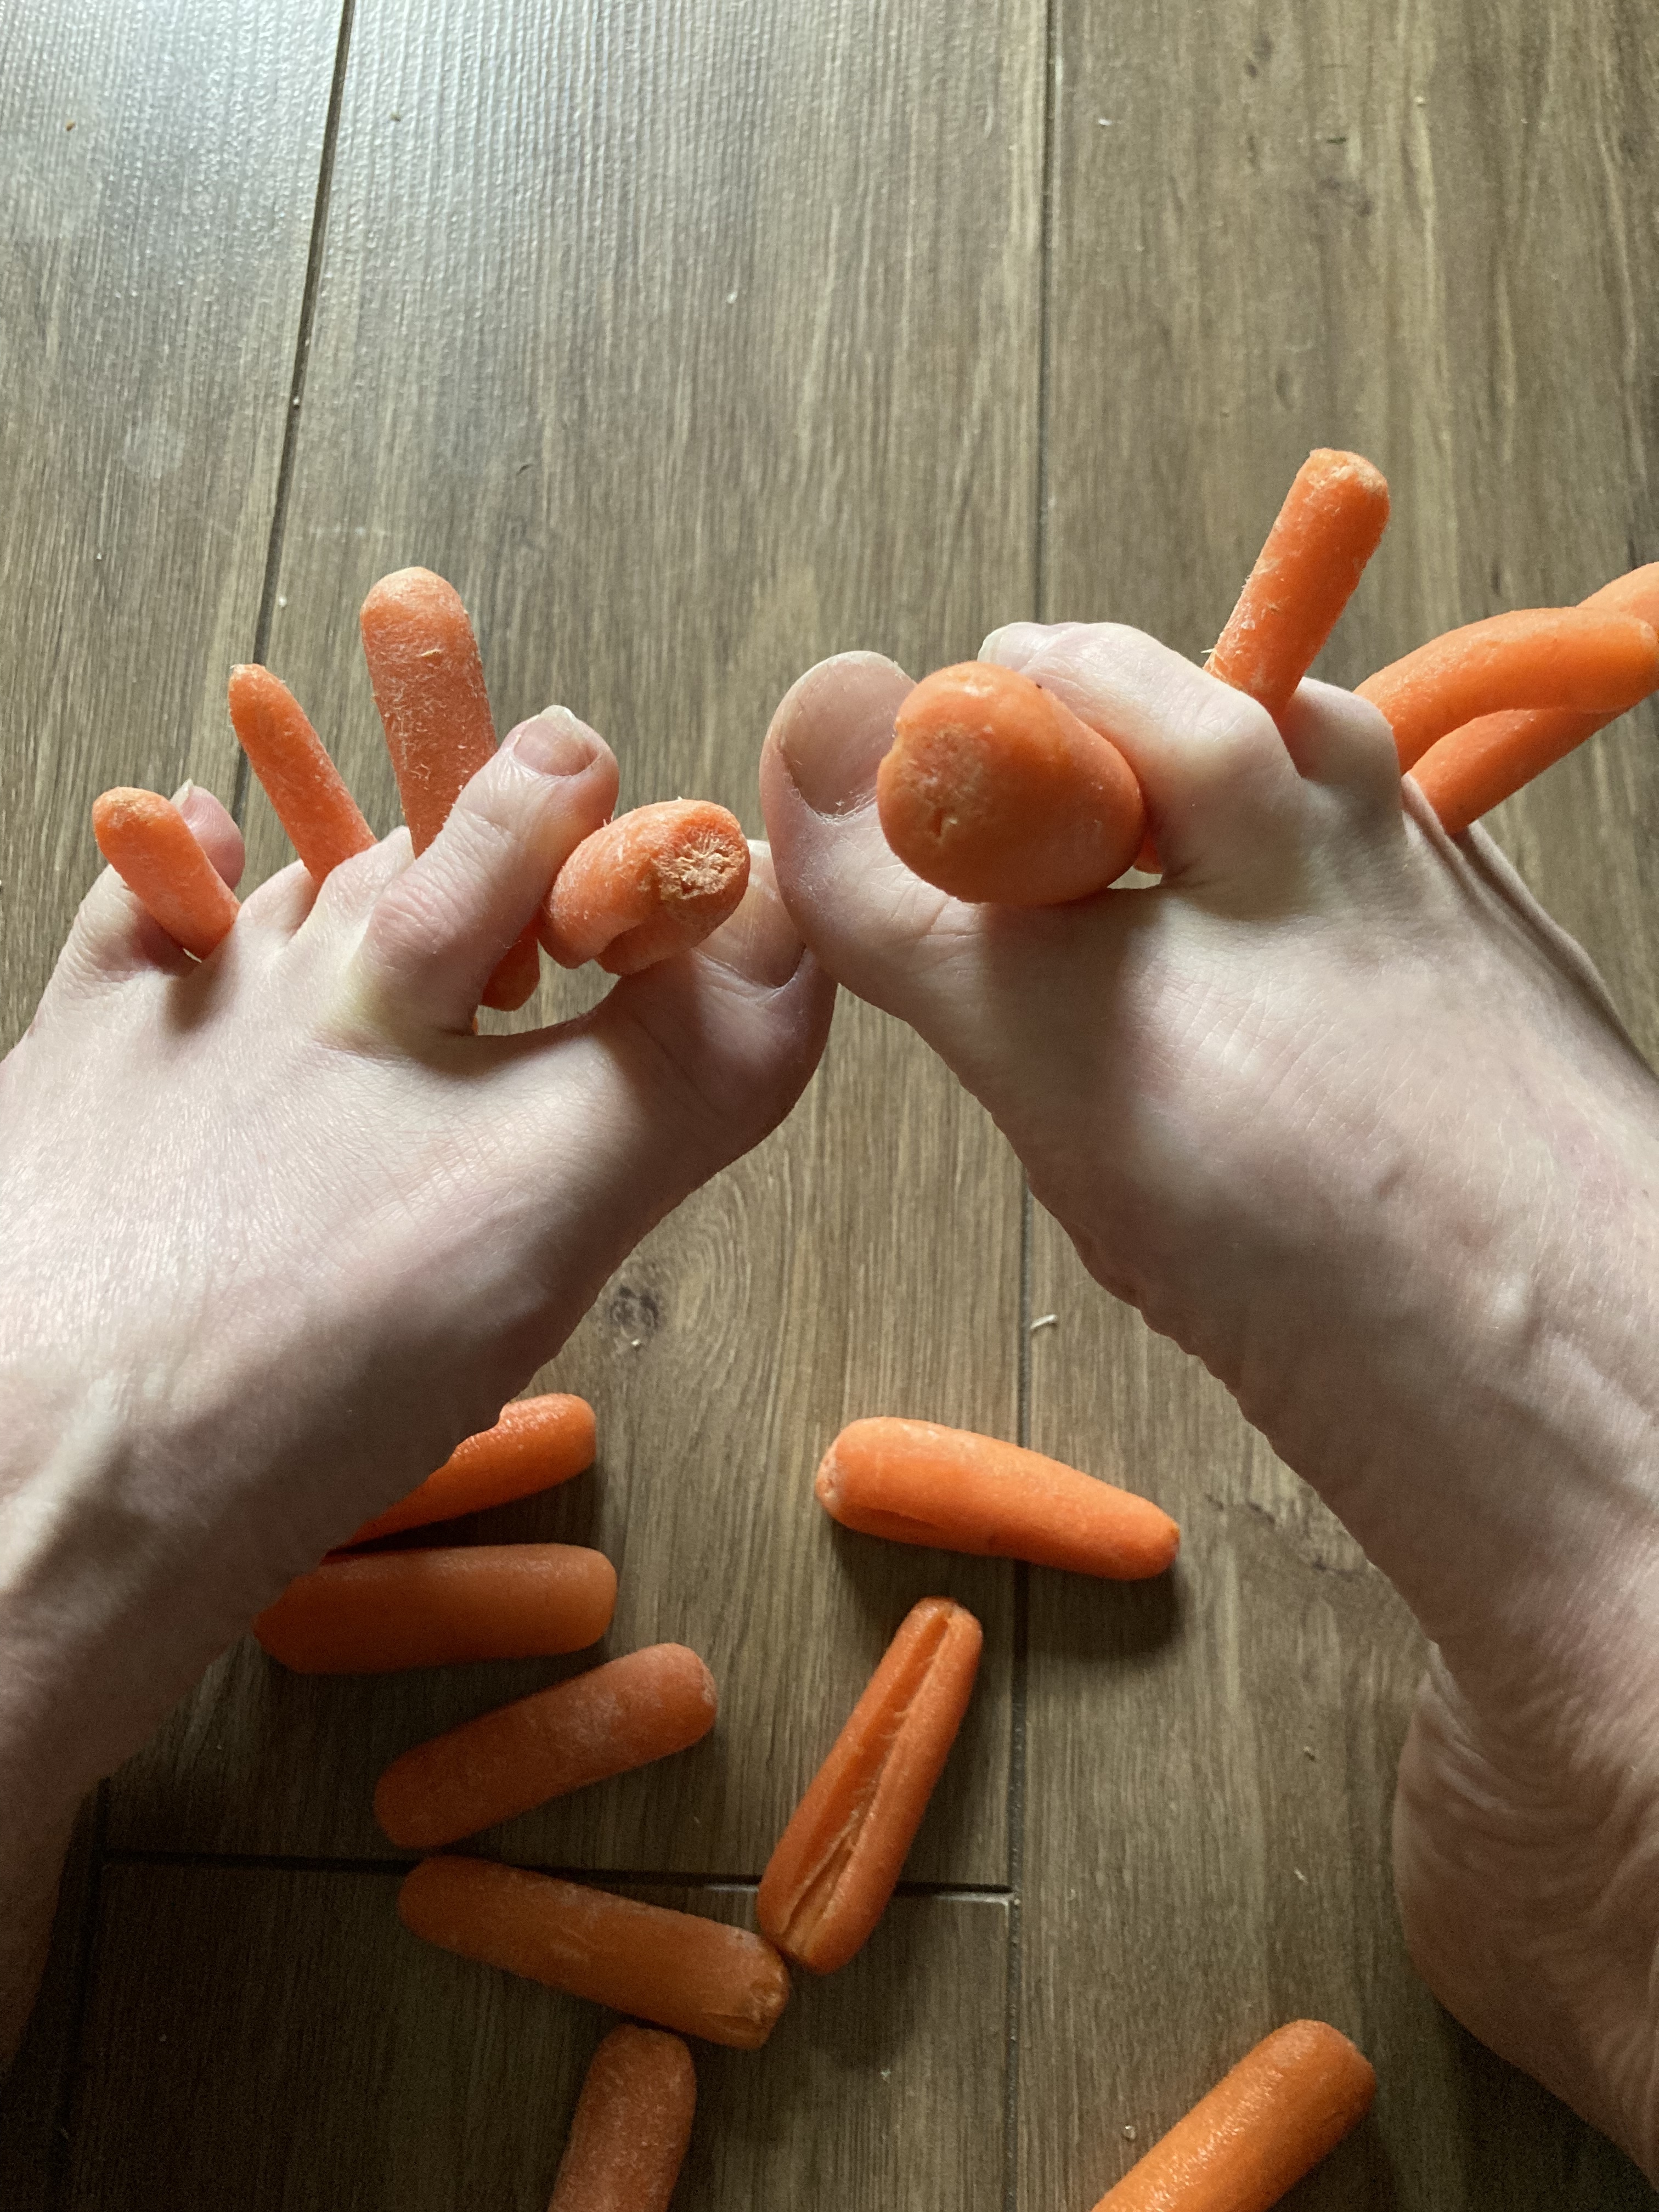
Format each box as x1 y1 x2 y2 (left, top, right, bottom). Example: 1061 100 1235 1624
758 1596 980 1973
91 788 240 960
375 1643 718 1849
1207 449 1391 720
540 801 751 975
876 662 1146 906
1356 605 1659 771
253 1544 616 1673
548 2026 696 2212
225 664 375 879
1088 2018 1375 2211
815 1418 1179 1579
399 1857 790 2049
340 1393 596 1548
359 566 541 1010
1408 564 1659 833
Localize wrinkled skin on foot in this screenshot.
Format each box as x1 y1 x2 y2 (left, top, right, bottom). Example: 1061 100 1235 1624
761 627 1659 2176
0 710 832 2057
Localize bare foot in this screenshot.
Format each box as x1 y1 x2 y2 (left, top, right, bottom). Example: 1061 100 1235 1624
761 629 1659 2175
0 713 831 1898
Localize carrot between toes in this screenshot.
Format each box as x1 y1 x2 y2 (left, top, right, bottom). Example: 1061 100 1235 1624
398 1857 790 2049
1207 449 1391 721
339 1392 595 1547
226 663 375 880
359 565 541 1011
548 2026 696 2212
1357 605 1659 771
815 1417 1179 1578
1088 2018 1375 2210
876 662 1146 906
1408 564 1659 832
758 1596 981 1973
253 1544 616 1672
540 800 751 974
374 1643 718 1849
91 788 240 959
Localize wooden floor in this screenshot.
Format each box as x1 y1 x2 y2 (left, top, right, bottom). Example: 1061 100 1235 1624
4 1 1659 2203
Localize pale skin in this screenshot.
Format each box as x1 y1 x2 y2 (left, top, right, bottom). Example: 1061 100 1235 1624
4 636 1658 2180
0 707 833 2062
759 630 1659 2179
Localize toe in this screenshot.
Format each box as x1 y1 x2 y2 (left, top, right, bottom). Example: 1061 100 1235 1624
979 622 1305 884
760 652 963 1008
352 711 619 1033
48 782 245 999
1277 678 1402 805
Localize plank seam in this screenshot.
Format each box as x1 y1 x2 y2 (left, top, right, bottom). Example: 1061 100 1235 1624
99 1851 1016 1900
44 1782 109 2212
234 0 359 827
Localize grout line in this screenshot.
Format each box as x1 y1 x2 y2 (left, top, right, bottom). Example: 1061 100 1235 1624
46 1782 109 2212
1006 0 1061 2196
233 0 359 827
98 1850 1014 1902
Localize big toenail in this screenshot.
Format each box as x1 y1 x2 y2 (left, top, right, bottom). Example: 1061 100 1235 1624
506 713 594 777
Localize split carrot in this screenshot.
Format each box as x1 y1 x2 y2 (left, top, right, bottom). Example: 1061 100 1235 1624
758 1597 980 1973
876 662 1146 906
91 788 240 959
815 1418 1179 1579
1408 563 1659 833
340 1392 596 1548
359 566 541 1011
225 663 375 880
548 2026 696 2212
1207 449 1391 721
540 801 751 975
398 1857 790 2049
375 1643 718 1849
252 1544 616 1673
1088 2018 1375 2211
1356 605 1659 771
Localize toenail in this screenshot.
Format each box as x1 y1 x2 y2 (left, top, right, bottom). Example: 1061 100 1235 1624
771 654 911 816
506 712 595 777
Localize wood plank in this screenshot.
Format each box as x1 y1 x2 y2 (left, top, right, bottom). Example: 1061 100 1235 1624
69 1866 1007 2209
1024 0 1659 2203
109 0 1043 1882
0 0 342 1039
0 9 341 2202
0 1796 99 2211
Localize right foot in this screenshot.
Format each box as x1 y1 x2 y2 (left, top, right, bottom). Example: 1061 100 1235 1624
760 627 1659 2175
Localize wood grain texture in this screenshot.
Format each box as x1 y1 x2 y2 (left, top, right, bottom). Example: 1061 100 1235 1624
67 1866 1007 2210
0 1797 100 2210
109 0 1041 1882
1023 0 1659 2204
0 0 340 1040
0 8 338 2203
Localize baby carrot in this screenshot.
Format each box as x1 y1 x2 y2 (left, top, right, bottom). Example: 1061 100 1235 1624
1356 605 1659 771
876 662 1146 906
91 788 240 959
758 1597 980 1973
399 1857 790 2049
1206 449 1391 720
815 1418 1179 1579
548 2026 696 2212
540 801 751 975
375 1643 718 1849
1088 2018 1375 2211
340 1392 596 1548
225 664 375 880
1408 563 1659 833
252 1544 616 1673
359 566 541 1011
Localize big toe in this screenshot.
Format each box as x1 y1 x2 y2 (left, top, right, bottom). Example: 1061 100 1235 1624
760 652 964 1013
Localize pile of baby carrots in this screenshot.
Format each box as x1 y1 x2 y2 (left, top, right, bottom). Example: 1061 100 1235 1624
92 566 754 998
245 1384 1367 2208
879 448 1659 904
